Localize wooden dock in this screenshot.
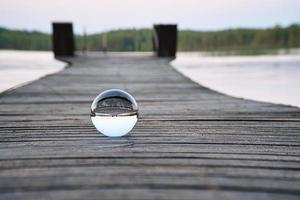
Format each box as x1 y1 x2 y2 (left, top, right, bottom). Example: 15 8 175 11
0 53 300 199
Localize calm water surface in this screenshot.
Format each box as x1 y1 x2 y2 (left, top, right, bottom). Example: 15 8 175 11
172 52 300 108
1 50 300 108
0 50 65 93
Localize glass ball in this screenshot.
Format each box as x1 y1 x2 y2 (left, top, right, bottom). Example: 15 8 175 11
91 89 138 137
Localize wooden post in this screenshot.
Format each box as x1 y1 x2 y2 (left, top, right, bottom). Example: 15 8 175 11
153 24 177 57
52 22 75 56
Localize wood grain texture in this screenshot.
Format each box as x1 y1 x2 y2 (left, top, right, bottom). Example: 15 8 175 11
0 52 300 200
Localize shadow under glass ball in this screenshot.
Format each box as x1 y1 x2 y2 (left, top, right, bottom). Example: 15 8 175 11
91 89 138 137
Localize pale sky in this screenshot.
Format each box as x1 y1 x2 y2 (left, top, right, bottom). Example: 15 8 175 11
0 0 300 33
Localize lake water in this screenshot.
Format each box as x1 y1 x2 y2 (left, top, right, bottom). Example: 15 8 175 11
172 51 300 108
1 50 299 108
0 50 65 93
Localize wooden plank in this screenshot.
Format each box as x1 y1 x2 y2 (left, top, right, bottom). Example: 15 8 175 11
0 52 300 199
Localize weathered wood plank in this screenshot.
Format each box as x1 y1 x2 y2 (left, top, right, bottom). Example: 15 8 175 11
0 52 299 199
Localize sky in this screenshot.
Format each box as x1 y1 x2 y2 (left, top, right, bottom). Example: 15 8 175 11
0 0 300 34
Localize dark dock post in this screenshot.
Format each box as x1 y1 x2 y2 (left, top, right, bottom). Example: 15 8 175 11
153 24 177 57
52 22 75 57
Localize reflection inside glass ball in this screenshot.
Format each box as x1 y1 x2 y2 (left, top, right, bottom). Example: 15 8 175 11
91 89 138 137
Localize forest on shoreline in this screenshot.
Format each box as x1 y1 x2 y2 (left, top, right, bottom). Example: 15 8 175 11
0 24 299 52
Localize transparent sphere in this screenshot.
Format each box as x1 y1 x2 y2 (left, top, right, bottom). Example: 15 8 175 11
91 89 138 137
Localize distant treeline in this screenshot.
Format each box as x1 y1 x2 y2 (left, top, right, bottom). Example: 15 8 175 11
0 27 51 50
0 24 300 51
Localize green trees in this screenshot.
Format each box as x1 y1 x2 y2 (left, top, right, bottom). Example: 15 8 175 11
0 28 51 50
177 25 300 51
76 29 153 51
0 24 299 52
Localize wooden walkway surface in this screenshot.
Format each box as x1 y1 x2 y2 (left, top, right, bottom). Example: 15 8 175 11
0 53 300 199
